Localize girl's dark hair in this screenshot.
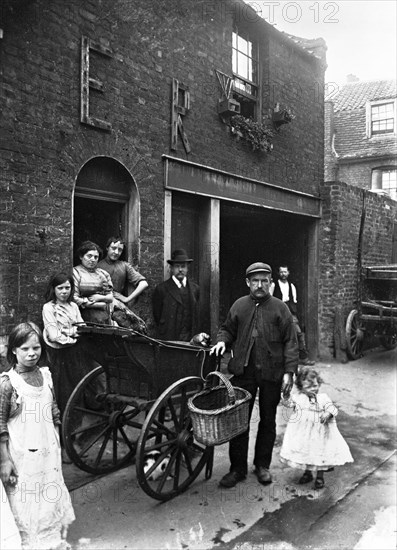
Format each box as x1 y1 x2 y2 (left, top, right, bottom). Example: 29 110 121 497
105 236 126 260
105 236 125 249
44 272 75 303
75 240 103 261
6 322 44 367
295 367 323 391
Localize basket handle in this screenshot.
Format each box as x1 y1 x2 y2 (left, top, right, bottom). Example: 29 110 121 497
204 371 236 406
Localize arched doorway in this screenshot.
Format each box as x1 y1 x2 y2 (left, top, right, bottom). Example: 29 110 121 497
73 157 139 262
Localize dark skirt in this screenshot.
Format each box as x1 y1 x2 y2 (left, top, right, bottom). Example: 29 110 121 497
46 341 92 417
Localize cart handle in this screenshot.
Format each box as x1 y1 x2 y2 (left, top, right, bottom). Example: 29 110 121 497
76 322 213 354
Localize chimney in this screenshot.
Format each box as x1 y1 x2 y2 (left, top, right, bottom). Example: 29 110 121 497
346 74 359 83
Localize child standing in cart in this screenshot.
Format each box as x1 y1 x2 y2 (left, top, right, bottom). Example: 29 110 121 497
0 322 75 549
280 367 354 488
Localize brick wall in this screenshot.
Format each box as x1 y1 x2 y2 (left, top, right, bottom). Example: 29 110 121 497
333 102 397 161
338 158 397 189
265 35 325 193
324 98 397 192
319 181 397 356
0 0 324 359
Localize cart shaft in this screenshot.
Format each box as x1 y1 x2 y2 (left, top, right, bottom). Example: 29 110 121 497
104 393 154 411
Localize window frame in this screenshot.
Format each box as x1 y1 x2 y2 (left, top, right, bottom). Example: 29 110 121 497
366 98 397 138
232 26 260 120
371 167 397 201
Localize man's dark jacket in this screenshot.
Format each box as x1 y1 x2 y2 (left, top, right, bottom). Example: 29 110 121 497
217 294 298 382
152 278 200 340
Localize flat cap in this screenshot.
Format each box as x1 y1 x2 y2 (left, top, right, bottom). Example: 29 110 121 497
246 262 272 277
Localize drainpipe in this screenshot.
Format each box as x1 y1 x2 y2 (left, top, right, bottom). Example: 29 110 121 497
324 101 339 182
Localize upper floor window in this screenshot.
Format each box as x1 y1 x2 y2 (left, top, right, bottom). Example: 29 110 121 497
232 28 258 119
367 99 396 137
371 168 397 201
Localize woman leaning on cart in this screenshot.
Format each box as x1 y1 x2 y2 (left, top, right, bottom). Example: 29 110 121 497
72 240 114 325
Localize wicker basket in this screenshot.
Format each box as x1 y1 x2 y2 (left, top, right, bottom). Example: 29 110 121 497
188 371 252 446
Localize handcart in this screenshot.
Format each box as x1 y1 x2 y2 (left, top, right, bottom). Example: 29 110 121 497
345 264 397 359
62 324 217 501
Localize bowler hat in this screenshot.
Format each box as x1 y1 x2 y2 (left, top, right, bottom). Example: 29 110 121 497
246 262 272 277
167 249 193 264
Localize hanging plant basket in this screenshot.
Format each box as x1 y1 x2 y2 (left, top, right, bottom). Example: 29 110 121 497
228 115 274 153
273 110 292 124
272 106 295 130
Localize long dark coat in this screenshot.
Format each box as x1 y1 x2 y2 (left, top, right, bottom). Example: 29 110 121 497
152 278 200 341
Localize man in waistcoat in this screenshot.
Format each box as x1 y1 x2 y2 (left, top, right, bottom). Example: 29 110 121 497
270 265 315 366
152 249 200 341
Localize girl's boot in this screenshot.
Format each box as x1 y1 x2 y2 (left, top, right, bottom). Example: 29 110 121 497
298 470 313 484
315 471 325 488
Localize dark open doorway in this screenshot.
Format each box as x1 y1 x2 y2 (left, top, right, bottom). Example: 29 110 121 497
73 157 139 264
219 202 316 329
73 198 124 262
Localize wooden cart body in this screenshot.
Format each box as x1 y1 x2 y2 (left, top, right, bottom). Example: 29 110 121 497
345 265 397 359
80 324 213 403
62 324 216 500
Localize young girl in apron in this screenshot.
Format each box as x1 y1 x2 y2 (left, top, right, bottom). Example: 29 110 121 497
0 322 75 549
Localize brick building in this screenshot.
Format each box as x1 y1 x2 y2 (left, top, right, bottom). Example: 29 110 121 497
325 79 397 199
322 79 397 357
1 0 328 359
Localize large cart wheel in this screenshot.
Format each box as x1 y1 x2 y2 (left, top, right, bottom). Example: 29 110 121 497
136 376 212 501
346 309 365 360
62 366 143 474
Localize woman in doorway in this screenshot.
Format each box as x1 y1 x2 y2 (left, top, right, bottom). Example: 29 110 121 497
73 241 114 325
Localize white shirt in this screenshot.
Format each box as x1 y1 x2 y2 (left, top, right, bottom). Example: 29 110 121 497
172 276 187 288
270 280 297 302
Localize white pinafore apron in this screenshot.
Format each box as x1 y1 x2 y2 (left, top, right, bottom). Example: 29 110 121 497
1 478 22 550
5 368 75 550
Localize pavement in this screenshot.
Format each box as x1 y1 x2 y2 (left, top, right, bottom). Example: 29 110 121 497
63 346 397 550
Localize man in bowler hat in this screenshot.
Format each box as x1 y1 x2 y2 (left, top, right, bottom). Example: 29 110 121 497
211 262 298 488
152 249 200 341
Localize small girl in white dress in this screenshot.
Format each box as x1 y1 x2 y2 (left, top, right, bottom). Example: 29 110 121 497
280 367 353 488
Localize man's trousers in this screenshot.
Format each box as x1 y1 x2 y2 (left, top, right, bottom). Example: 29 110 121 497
228 360 282 476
